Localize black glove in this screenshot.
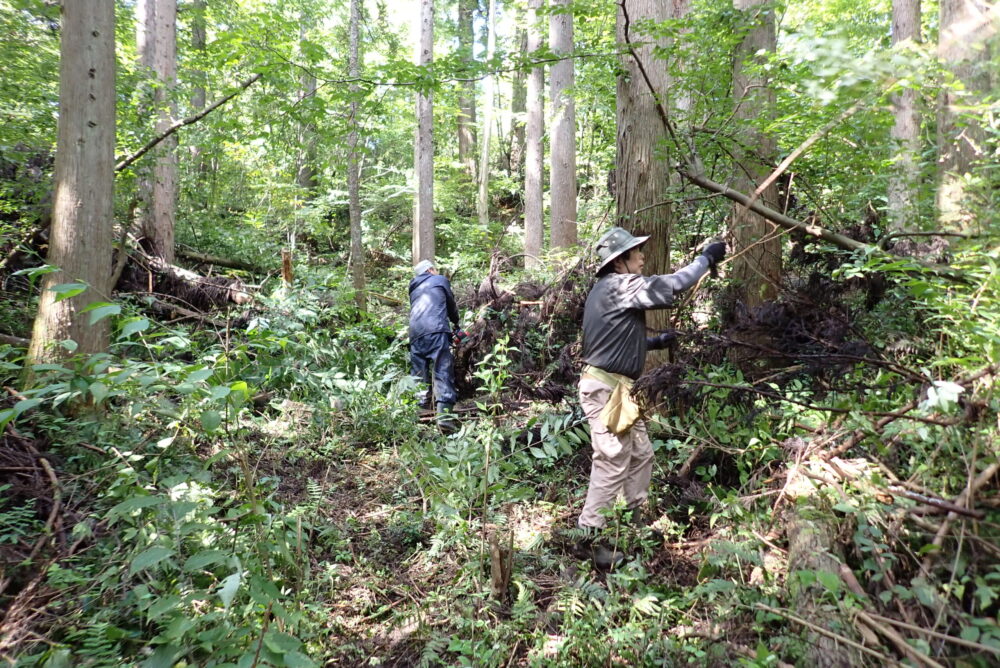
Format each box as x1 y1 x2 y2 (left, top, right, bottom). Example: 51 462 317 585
647 330 677 351
452 328 469 345
701 241 726 268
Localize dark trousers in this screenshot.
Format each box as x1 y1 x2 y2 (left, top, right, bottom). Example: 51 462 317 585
410 332 457 410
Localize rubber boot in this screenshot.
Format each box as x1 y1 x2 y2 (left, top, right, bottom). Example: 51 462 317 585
574 528 623 571
437 403 459 434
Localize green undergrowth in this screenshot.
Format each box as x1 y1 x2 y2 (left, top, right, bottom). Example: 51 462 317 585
1 244 999 666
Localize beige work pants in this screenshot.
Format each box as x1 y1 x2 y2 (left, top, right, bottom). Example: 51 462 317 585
577 376 654 529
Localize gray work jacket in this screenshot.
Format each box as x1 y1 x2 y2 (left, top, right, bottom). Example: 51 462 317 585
581 255 710 379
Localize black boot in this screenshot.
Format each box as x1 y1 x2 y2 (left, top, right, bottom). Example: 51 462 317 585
436 403 459 434
574 528 624 571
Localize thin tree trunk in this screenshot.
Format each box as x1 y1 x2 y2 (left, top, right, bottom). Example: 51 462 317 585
731 0 781 308
296 20 319 197
936 0 993 230
189 0 206 172
887 0 922 236
137 0 178 264
508 21 527 180
348 0 366 311
413 0 435 263
549 0 577 248
457 0 477 181
524 0 545 268
477 0 497 229
28 0 115 366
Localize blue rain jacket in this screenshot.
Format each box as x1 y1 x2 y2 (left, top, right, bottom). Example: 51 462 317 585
408 272 460 340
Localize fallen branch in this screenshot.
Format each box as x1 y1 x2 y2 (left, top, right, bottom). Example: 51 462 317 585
681 170 966 284
177 248 262 273
0 333 29 348
923 460 1000 571
756 603 899 666
855 609 946 668
115 73 263 173
866 611 1000 658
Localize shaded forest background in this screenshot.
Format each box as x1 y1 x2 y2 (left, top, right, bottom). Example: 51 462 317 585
0 0 998 666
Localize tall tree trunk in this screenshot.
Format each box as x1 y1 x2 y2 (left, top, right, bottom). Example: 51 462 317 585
348 0 366 311
28 0 115 366
549 0 577 248
457 0 477 181
137 0 178 264
731 0 781 308
508 21 527 180
477 0 497 229
296 21 319 197
888 0 922 235
936 0 993 230
524 0 545 268
413 0 435 264
189 0 206 171
616 0 678 370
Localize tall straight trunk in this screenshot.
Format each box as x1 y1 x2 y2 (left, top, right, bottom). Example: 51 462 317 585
888 0 922 235
413 0 435 264
28 0 115 366
508 22 527 179
348 0 366 311
296 21 319 196
477 0 497 228
731 0 781 308
549 0 577 248
457 0 477 180
190 0 206 170
936 0 993 230
617 0 682 370
523 0 545 268
137 0 178 264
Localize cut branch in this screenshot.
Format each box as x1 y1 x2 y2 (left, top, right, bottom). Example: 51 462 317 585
177 248 262 273
679 169 967 283
115 73 263 173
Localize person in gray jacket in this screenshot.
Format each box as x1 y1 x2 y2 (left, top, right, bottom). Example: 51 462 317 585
409 259 461 432
576 227 725 569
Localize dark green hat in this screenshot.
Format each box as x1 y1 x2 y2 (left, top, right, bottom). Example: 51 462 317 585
595 227 649 273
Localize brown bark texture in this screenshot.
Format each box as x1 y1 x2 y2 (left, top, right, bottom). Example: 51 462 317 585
413 0 435 264
458 0 477 181
524 0 545 268
549 0 577 248
730 0 781 308
887 0 922 235
935 0 995 230
348 0 366 310
136 0 178 264
28 0 116 365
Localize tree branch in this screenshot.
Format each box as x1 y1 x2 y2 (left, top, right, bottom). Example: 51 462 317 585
115 73 263 173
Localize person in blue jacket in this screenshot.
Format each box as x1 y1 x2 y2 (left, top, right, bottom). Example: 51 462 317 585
409 259 460 431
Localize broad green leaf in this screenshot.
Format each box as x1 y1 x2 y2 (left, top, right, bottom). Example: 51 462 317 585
263 631 302 654
119 317 150 339
201 410 222 433
50 282 87 301
83 302 121 324
218 571 241 608
147 595 181 620
14 398 43 415
183 549 228 572
89 381 108 403
130 546 175 576
141 644 181 668
187 368 213 383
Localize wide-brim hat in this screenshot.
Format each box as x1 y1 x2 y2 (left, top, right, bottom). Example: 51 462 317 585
595 227 649 273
